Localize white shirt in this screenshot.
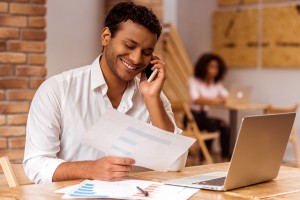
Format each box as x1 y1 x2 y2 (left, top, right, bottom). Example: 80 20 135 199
188 77 228 112
24 56 186 183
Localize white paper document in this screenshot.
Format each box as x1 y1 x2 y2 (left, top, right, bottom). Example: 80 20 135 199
60 179 199 199
82 108 195 171
55 184 80 194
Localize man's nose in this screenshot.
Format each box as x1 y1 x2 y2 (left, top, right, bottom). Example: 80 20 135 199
130 50 142 65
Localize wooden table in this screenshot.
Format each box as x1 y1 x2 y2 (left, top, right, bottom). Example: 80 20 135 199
212 103 268 153
171 102 268 154
1 162 300 199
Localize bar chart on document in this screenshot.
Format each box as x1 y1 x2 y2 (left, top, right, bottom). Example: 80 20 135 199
61 179 198 199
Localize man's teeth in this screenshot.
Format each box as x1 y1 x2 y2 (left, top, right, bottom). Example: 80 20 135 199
122 60 136 69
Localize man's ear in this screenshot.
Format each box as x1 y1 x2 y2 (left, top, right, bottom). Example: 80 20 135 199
101 27 111 46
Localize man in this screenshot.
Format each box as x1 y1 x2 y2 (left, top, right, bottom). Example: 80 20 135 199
23 2 187 184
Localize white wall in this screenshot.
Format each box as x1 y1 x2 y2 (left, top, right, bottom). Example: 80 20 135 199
46 0 104 77
177 0 217 63
163 0 178 27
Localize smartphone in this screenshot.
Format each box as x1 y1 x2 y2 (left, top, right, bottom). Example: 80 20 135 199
144 64 158 82
145 63 154 79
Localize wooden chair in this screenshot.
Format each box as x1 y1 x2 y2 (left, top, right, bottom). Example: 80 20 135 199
0 156 32 187
162 23 222 164
264 104 300 167
182 102 219 165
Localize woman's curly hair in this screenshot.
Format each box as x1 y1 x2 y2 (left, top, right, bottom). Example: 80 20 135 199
194 53 227 82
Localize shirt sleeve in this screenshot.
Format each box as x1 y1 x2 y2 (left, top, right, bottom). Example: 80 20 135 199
160 92 188 171
23 77 65 183
166 151 188 171
218 83 229 97
188 78 201 102
160 92 182 135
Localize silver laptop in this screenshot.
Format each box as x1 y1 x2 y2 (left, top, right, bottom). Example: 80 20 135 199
226 86 251 105
164 113 296 191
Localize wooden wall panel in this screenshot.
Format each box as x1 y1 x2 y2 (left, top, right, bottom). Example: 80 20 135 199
218 0 289 6
218 0 258 6
212 9 258 68
262 6 300 68
263 0 290 3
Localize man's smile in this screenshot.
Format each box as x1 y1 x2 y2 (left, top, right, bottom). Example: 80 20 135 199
121 59 137 70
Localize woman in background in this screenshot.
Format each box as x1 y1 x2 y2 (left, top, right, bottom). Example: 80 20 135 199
187 53 231 161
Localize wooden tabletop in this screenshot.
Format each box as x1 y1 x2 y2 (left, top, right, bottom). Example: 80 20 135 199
171 101 269 112
0 162 300 200
128 163 300 200
211 103 269 111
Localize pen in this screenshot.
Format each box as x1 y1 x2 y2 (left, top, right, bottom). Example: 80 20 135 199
136 186 149 196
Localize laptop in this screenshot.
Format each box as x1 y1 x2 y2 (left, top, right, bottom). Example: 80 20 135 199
164 112 296 191
226 86 251 105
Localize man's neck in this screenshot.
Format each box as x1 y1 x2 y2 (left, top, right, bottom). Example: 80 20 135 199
100 55 128 109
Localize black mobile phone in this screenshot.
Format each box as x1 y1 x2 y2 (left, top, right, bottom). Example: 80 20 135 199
144 63 154 79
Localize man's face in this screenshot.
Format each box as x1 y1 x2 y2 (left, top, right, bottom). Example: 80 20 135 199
101 20 158 82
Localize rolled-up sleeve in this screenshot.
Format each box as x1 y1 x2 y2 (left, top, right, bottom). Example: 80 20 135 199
23 77 65 183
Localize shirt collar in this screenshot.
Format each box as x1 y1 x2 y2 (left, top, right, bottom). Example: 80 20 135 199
91 55 106 91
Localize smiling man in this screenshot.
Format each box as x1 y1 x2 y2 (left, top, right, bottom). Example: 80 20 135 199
23 2 187 184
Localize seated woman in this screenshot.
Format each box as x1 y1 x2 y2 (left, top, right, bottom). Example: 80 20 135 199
187 53 231 161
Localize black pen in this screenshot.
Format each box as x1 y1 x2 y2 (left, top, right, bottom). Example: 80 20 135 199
136 186 149 196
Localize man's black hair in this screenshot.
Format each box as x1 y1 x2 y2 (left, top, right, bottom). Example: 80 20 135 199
104 2 162 39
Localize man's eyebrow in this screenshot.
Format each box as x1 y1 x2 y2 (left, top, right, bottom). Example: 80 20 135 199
125 38 154 51
125 38 138 45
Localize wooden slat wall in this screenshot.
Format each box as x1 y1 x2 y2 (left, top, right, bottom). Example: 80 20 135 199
162 24 194 128
162 23 193 104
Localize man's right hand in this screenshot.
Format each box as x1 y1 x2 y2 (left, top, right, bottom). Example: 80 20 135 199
90 156 135 181
52 156 135 182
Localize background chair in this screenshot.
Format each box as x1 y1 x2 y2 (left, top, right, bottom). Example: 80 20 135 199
264 104 300 167
182 102 219 165
0 156 32 187
162 24 222 165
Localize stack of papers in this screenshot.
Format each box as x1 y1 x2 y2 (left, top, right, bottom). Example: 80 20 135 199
56 179 199 199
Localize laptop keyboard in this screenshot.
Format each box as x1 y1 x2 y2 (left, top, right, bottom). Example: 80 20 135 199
192 176 226 186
